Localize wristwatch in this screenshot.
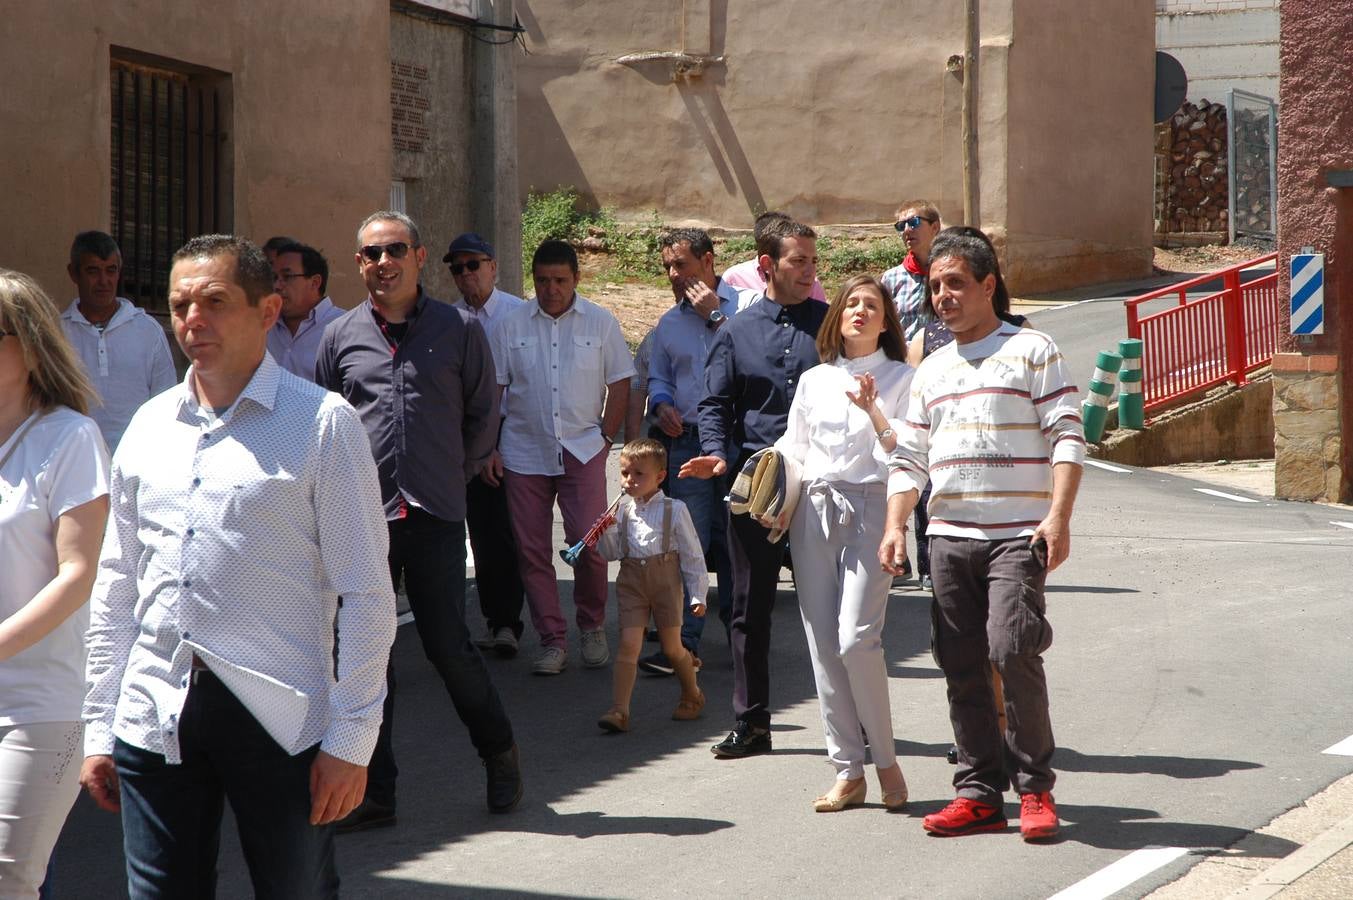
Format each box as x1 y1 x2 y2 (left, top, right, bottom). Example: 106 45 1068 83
876 428 895 440
706 309 727 328
602 432 616 447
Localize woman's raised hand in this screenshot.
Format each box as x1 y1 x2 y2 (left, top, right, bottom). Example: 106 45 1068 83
846 373 878 411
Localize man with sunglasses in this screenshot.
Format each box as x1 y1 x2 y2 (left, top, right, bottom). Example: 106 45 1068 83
267 240 343 381
444 233 528 659
880 200 943 339
316 212 522 831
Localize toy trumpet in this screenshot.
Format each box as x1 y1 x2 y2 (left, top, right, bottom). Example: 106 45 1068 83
559 492 624 566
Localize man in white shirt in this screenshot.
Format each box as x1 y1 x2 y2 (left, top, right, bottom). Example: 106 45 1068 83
445 232 530 657
267 240 344 381
60 231 177 450
79 234 396 897
488 239 634 675
880 229 1083 842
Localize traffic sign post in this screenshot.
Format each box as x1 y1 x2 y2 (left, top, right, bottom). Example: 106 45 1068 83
1290 253 1325 336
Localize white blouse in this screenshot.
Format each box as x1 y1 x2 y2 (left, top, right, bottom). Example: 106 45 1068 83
0 407 110 725
774 348 914 485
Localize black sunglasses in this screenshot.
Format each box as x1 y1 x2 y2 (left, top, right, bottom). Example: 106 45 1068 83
360 242 415 262
894 215 935 232
449 259 487 276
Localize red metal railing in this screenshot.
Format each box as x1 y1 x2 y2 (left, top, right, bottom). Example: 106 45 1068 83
1124 253 1278 416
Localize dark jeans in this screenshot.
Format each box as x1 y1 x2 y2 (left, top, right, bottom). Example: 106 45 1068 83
930 535 1056 805
726 506 788 729
114 671 337 899
465 475 526 637
367 510 515 805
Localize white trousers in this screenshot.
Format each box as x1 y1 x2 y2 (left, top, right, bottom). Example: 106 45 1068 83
790 481 896 780
0 721 83 900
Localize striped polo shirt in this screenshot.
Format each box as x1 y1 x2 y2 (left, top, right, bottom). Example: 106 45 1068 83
887 322 1085 540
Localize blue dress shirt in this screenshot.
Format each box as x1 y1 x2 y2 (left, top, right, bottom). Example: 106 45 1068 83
647 278 742 420
697 295 828 466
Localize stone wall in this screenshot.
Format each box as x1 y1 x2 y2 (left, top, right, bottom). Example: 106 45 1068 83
1271 354 1345 502
1095 377 1273 467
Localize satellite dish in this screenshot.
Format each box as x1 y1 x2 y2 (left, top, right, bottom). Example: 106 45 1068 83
1155 51 1188 123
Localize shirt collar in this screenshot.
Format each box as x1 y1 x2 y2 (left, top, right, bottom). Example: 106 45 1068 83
63 297 132 327
835 347 889 375
529 293 582 319
632 489 667 510
178 351 281 421
368 291 426 326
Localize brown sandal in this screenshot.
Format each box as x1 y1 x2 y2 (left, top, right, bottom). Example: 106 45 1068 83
672 689 706 721
597 708 630 733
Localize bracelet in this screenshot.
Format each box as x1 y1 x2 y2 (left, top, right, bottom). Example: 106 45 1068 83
876 428 894 440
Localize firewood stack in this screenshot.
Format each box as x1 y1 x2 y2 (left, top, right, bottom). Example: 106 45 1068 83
1230 106 1274 236
1158 100 1229 235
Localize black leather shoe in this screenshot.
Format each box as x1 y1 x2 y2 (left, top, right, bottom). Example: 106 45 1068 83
335 797 397 833
485 743 523 813
711 722 772 759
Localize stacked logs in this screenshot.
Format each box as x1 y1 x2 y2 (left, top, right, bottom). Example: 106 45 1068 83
1231 107 1274 235
1157 100 1229 235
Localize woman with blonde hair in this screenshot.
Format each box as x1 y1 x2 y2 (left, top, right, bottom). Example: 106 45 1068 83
773 274 914 812
0 269 110 897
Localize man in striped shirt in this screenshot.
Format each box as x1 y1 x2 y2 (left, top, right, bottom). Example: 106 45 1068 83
879 229 1084 842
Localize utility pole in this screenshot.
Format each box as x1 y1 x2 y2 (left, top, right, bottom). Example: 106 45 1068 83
962 0 980 226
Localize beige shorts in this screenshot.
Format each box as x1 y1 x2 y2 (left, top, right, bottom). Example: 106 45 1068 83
616 551 684 629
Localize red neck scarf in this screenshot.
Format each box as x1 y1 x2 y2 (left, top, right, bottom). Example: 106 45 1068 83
903 252 926 276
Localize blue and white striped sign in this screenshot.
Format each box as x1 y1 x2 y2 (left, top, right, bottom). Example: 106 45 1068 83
1290 253 1325 335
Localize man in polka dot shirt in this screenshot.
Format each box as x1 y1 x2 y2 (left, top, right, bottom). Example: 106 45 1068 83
80 234 397 896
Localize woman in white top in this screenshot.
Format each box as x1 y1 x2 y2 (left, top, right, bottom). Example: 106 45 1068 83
0 270 110 897
774 274 914 812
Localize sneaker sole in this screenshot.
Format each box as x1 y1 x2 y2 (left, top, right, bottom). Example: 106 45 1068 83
922 818 1008 836
532 666 565 675
638 663 675 676
582 656 610 668
1021 824 1059 841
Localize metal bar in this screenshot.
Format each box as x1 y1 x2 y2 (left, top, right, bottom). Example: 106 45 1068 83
196 86 204 234
1267 98 1278 235
149 76 158 301
114 67 125 250
180 83 188 248
166 80 175 260
133 70 143 305
1227 90 1237 245
211 88 220 232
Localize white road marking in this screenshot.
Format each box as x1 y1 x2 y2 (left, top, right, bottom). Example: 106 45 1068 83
1047 846 1190 900
1330 522 1353 531
1086 460 1132 474
1192 488 1259 504
1322 734 1353 756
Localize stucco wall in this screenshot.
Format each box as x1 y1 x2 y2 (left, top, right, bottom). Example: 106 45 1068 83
0 3 390 309
516 0 1153 293
1003 0 1156 293
517 0 969 228
1273 0 1353 501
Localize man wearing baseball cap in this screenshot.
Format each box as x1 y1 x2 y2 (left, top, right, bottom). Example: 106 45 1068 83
445 233 529 658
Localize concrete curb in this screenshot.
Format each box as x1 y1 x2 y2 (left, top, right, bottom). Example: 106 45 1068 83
1227 814 1353 898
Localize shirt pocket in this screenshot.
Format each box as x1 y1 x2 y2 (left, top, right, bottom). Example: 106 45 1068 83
572 333 603 373
507 334 538 370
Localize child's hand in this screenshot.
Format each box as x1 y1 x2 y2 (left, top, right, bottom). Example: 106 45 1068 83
690 602 707 618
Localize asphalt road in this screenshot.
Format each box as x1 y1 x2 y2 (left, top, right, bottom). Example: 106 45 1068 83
48 451 1353 899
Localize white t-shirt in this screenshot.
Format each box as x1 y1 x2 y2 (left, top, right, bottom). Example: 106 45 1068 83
0 407 110 725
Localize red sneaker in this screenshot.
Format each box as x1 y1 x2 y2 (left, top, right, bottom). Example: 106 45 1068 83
922 797 1007 836
1019 791 1059 841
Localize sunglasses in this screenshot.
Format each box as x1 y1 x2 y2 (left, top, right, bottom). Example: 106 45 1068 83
449 259 487 276
360 242 415 262
894 215 934 232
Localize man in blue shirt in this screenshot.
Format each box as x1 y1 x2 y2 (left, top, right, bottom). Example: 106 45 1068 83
637 229 740 677
681 220 827 758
